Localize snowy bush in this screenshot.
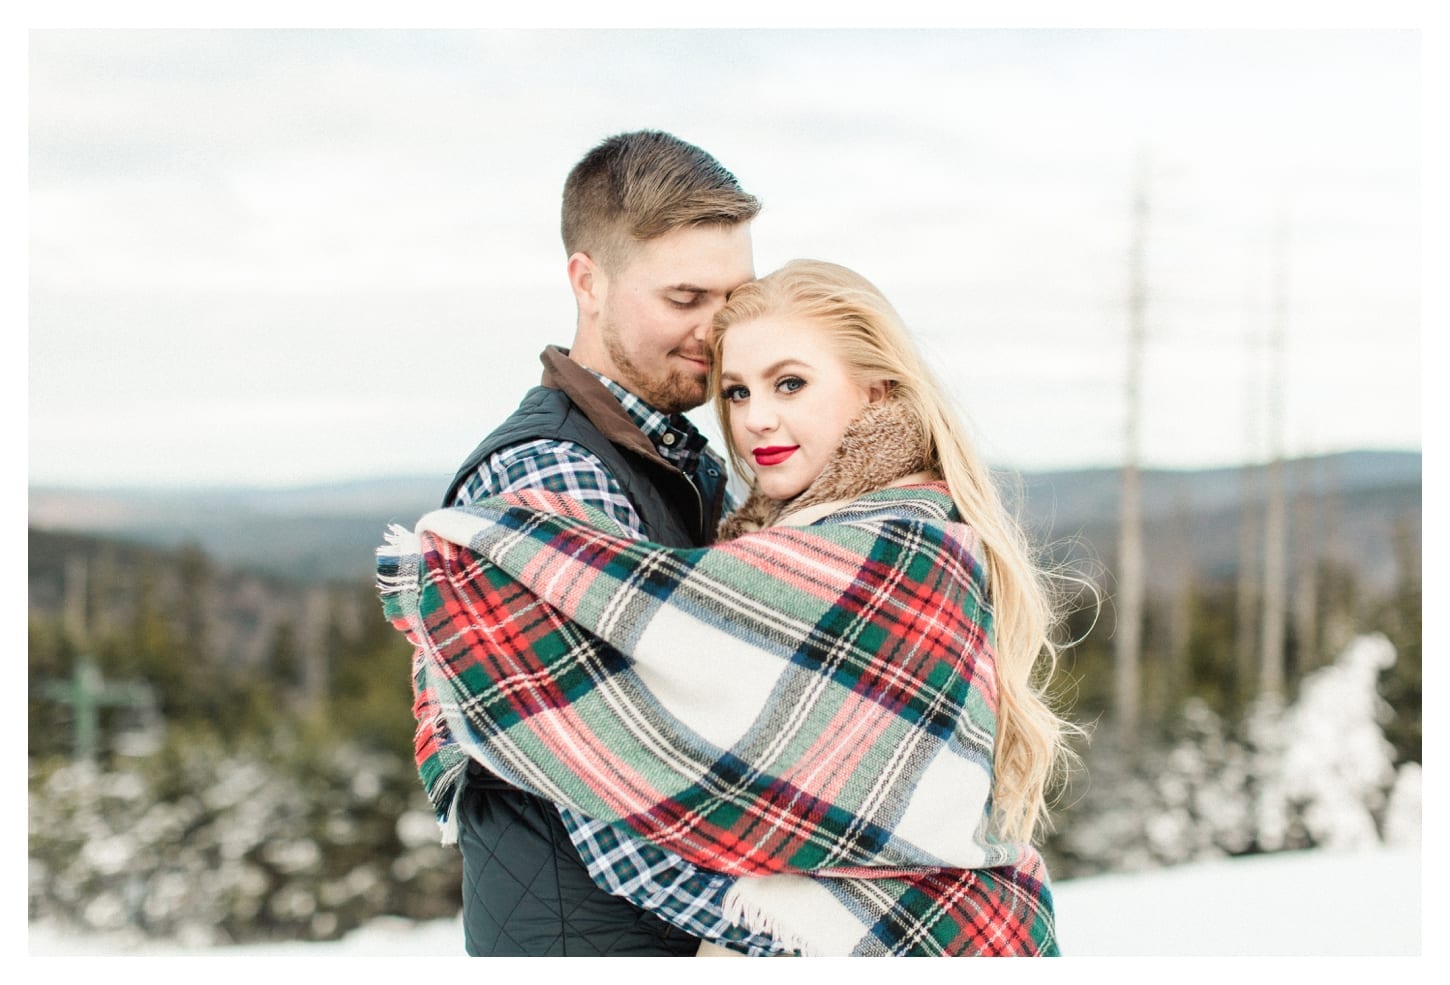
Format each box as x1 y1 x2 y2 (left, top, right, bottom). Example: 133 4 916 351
1250 634 1402 852
1048 634 1414 876
28 735 460 945
1382 762 1421 848
1051 698 1260 874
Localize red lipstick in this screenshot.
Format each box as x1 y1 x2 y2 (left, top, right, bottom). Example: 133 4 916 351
753 446 798 467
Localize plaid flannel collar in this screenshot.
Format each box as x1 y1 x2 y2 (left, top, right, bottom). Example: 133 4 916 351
586 370 714 476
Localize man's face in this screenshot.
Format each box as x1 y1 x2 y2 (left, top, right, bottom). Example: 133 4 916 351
593 223 755 414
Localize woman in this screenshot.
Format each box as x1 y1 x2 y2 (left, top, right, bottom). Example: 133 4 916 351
380 260 1079 956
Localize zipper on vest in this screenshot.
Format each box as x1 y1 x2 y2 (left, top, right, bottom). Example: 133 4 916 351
681 468 707 543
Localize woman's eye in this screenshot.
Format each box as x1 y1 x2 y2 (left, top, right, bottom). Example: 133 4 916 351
778 376 806 394
722 385 749 402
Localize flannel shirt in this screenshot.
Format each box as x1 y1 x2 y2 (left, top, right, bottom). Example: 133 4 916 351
447 372 785 956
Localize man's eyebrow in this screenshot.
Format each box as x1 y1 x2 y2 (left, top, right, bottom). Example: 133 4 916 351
663 283 711 294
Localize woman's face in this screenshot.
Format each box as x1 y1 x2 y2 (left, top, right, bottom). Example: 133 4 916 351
719 315 884 501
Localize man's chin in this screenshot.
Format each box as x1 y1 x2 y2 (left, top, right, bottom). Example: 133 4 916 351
661 394 709 415
656 376 709 415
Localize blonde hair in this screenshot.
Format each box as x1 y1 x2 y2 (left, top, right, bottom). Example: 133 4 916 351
561 130 761 274
710 259 1081 844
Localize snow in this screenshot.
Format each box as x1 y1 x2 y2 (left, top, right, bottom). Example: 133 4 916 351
28 846 1421 959
1051 846 1420 957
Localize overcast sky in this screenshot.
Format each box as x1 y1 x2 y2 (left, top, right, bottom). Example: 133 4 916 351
27 25 1425 488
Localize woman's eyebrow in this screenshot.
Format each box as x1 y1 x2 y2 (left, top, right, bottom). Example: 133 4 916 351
720 359 811 382
760 358 811 377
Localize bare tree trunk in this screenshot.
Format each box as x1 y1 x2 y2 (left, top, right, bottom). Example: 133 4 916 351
1236 462 1261 707
1115 155 1149 750
1319 454 1355 656
299 586 332 710
1164 496 1195 726
1116 464 1143 746
1292 456 1320 672
1261 460 1287 698
1259 207 1291 700
91 547 117 642
64 556 89 648
1236 271 1263 708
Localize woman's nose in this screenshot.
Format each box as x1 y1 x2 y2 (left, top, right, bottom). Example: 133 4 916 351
743 403 777 433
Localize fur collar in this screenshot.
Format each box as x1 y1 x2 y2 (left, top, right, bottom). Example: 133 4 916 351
717 398 935 539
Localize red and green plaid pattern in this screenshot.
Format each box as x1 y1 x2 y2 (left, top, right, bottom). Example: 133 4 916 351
379 483 1058 955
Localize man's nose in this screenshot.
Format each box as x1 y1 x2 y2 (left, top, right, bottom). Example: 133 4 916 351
690 307 717 342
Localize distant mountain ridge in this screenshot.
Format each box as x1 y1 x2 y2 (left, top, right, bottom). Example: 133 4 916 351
1008 449 1420 537
28 450 1421 586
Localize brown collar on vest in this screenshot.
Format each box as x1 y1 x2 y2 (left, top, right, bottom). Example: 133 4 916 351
538 346 672 469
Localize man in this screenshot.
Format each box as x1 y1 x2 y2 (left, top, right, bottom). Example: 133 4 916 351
419 130 765 956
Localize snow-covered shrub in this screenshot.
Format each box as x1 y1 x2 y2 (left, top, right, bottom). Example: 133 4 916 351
1047 634 1410 877
28 734 459 945
1250 634 1401 851
1382 762 1421 848
1051 699 1260 875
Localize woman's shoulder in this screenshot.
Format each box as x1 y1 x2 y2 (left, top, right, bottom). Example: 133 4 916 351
817 480 959 526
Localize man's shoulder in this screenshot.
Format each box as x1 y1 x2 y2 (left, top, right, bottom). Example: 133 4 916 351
487 386 627 455
444 387 588 506
503 383 574 423
488 437 608 473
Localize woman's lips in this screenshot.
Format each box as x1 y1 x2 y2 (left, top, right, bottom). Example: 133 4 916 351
752 446 798 467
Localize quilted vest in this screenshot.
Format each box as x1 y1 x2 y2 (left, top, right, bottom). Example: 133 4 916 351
442 347 727 956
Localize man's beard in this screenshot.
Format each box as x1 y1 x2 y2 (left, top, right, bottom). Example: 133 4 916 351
601 324 710 414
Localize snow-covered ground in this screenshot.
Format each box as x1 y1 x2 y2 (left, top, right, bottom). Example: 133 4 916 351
28 845 1420 957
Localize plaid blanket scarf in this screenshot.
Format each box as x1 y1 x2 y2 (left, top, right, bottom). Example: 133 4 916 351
378 483 1058 956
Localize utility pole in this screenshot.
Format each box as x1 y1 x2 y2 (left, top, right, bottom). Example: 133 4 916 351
1115 154 1149 751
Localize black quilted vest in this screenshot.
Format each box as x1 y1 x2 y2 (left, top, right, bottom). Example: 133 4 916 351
443 347 726 956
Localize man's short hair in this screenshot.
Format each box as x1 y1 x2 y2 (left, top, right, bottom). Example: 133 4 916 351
561 130 761 273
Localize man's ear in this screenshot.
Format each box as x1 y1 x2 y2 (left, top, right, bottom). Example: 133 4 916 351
568 252 606 316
